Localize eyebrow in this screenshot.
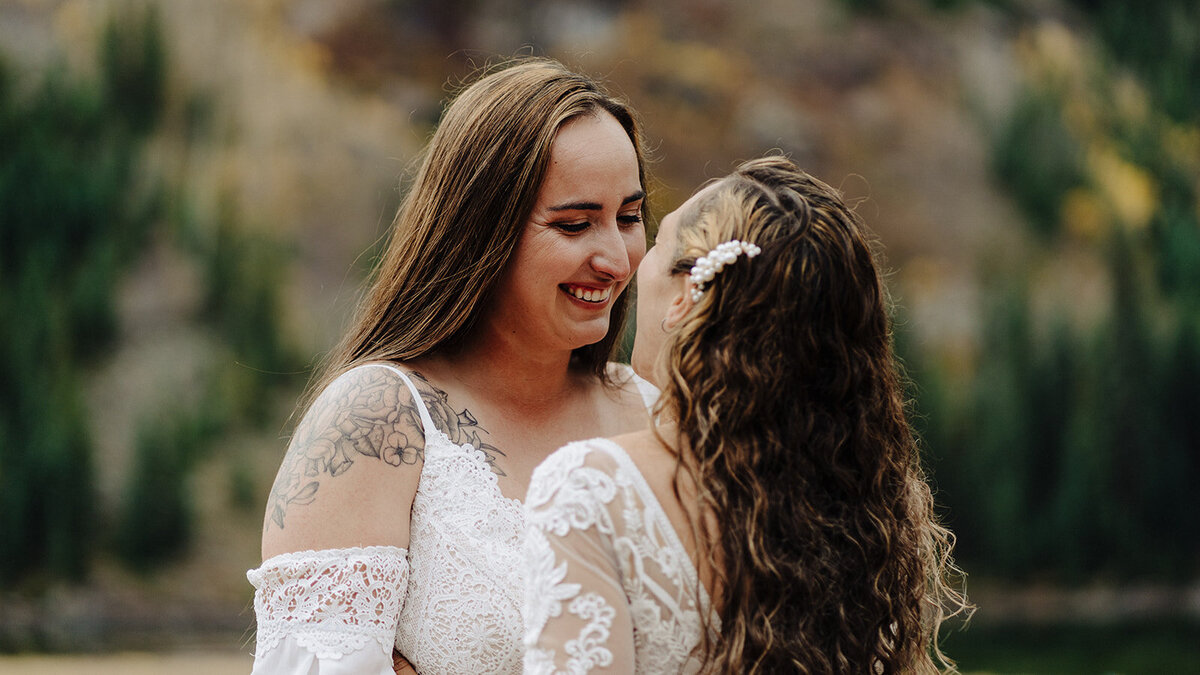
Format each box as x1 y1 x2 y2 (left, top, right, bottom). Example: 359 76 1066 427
547 190 646 212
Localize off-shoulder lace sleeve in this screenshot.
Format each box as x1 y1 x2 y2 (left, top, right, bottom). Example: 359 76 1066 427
523 442 635 675
247 546 409 674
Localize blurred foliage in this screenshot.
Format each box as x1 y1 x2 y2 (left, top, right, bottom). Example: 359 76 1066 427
100 4 166 136
116 407 214 569
991 88 1085 238
0 6 164 585
941 618 1200 674
198 205 298 407
1069 0 1200 125
0 4 298 587
907 2 1200 582
228 453 260 512
910 247 1200 581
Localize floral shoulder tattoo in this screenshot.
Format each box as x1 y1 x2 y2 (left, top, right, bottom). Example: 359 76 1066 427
266 366 506 530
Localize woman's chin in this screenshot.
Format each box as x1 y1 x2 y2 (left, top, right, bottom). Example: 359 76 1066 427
629 349 654 385
562 325 610 353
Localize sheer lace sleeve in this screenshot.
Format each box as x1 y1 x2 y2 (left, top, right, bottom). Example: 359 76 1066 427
247 546 409 674
522 442 635 675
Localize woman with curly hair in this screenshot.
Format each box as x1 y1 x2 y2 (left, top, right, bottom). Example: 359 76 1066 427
522 155 970 673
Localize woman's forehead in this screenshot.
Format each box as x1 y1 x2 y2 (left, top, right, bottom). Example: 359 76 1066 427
665 182 723 234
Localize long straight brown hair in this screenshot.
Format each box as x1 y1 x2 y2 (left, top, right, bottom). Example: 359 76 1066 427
307 58 647 404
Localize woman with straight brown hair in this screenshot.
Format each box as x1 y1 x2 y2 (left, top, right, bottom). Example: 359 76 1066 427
247 58 657 674
523 155 970 673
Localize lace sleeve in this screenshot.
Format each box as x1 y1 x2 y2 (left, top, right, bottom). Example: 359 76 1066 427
522 442 635 675
247 546 409 674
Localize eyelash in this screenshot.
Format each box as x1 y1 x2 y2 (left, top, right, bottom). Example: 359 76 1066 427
555 221 590 234
555 213 643 234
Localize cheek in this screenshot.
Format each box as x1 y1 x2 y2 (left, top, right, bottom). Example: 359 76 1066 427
625 228 648 271
634 249 657 298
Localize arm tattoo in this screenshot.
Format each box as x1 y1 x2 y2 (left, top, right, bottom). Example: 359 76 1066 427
267 367 425 530
267 368 507 530
408 371 507 477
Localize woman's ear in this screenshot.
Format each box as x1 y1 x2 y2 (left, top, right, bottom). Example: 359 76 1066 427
661 275 694 331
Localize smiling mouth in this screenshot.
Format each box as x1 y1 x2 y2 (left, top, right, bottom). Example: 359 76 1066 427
561 284 613 303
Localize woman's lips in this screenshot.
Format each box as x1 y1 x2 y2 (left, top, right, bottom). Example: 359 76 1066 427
560 283 613 304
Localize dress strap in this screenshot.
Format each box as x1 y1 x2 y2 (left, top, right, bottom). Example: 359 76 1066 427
631 372 660 413
608 362 660 413
363 363 437 434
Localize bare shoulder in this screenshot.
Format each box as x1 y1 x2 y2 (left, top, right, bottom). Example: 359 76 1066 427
593 362 657 435
607 427 663 456
261 363 427 559
607 427 682 491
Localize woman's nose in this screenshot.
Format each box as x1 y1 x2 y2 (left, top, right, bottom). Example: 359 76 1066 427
590 222 633 281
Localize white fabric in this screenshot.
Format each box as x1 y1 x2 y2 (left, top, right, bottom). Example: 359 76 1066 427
249 364 656 674
247 546 408 674
523 438 711 674
628 370 660 412
390 362 526 674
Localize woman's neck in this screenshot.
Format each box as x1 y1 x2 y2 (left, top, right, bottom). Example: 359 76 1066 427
420 329 581 412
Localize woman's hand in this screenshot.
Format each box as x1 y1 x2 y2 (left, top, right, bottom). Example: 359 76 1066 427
393 649 417 674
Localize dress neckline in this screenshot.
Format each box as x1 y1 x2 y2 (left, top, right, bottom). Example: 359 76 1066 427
583 437 713 612
365 362 524 510
423 422 526 511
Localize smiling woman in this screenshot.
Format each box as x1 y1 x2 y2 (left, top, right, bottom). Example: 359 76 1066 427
246 58 658 674
497 112 647 351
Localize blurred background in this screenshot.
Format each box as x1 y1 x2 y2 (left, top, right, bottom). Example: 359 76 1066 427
1 0 1198 672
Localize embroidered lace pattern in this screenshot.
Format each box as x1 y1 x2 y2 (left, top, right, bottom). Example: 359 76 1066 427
247 546 409 659
523 438 711 674
390 370 526 674
247 364 653 673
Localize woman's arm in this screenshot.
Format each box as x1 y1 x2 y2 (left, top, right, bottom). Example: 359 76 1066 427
523 443 635 674
251 365 426 674
262 364 426 556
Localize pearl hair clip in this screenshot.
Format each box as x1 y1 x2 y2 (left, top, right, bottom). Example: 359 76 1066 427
688 239 762 302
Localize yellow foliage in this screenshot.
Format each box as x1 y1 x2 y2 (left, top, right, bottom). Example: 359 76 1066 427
1062 95 1098 139
1088 147 1159 231
1164 124 1200 174
1061 188 1107 240
52 0 90 42
52 0 99 63
617 8 745 99
1019 21 1085 88
1113 73 1149 126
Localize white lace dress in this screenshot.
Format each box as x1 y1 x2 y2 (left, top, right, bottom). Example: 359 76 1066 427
248 364 524 673
248 365 657 674
523 438 714 674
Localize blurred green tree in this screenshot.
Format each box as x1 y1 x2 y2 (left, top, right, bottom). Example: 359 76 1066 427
0 6 165 586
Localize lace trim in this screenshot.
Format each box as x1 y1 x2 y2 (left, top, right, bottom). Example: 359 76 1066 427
526 442 618 538
248 546 409 659
525 445 623 675
432 426 525 510
564 592 616 671
523 527 580 645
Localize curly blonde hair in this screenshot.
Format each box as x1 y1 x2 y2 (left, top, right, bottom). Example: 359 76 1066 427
655 156 970 673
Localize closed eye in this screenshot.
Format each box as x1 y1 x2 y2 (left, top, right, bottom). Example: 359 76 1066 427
618 213 643 229
554 221 590 234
